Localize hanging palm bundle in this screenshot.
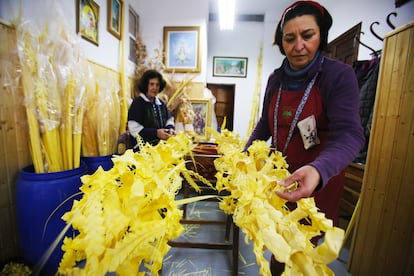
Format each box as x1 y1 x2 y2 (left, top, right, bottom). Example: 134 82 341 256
246 45 263 137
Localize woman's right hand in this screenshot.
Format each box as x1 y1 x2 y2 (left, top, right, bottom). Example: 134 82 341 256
275 165 321 202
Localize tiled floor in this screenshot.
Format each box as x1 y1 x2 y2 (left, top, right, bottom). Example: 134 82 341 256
161 199 351 276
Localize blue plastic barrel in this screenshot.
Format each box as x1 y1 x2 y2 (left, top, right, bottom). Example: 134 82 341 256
15 163 88 275
81 154 114 174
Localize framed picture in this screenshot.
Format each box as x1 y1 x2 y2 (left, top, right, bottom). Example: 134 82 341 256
107 0 122 39
77 0 100 46
190 99 212 141
213 56 248 78
128 6 139 63
128 7 139 38
163 26 201 73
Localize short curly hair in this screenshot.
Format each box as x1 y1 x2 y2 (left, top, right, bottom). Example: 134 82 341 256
135 69 167 95
274 1 332 56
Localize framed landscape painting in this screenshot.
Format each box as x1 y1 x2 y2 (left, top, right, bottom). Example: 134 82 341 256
213 56 248 78
107 0 122 39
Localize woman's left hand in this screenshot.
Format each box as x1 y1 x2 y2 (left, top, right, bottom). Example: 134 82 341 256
276 165 320 202
157 128 173 140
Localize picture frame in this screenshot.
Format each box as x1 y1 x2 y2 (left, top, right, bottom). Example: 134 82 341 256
163 26 201 73
190 99 212 141
77 0 100 46
128 6 139 63
107 0 122 39
213 56 248 78
128 6 139 38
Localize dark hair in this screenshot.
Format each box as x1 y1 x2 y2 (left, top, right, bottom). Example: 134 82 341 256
274 1 332 55
135 69 167 95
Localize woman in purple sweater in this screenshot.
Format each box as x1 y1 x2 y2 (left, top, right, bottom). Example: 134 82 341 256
244 1 365 273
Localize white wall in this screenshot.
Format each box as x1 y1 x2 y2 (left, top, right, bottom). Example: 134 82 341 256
134 0 209 83
207 20 265 137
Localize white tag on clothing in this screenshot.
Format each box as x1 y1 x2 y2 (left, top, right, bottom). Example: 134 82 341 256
297 114 320 150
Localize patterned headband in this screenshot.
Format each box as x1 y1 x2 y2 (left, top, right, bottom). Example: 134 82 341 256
280 1 325 30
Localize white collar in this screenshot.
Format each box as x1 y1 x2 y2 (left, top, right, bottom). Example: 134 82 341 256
140 93 162 105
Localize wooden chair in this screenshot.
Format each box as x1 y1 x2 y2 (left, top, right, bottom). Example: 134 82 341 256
168 144 239 276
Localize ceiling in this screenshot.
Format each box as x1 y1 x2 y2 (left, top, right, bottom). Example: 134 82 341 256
209 0 290 15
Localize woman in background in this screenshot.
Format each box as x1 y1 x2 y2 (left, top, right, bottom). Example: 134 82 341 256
127 69 175 150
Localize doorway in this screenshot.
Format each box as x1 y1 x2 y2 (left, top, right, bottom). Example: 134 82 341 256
207 83 235 131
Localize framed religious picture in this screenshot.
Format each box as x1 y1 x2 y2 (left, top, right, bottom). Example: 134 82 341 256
107 0 123 39
189 99 212 141
163 26 201 73
213 56 248 77
77 0 100 46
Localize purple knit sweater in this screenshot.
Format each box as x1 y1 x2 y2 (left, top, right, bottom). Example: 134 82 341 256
246 54 365 187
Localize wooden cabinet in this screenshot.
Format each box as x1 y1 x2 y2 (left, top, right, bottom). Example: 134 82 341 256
349 21 414 275
324 22 361 66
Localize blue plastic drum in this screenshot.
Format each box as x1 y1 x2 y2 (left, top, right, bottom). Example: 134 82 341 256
15 163 88 275
81 154 114 174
